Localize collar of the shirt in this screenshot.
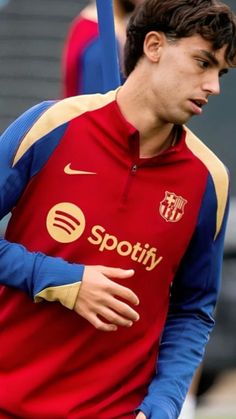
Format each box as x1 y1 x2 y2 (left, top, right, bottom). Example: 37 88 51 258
109 97 186 165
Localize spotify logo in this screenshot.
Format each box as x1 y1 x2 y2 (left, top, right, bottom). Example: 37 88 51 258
46 203 85 243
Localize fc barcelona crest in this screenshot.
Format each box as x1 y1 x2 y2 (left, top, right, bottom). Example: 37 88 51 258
160 191 187 222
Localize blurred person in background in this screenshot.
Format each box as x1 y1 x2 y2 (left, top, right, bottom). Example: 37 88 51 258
0 1 235 418
62 0 142 97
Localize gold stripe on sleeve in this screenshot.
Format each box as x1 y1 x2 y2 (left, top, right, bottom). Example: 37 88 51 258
13 90 117 166
34 281 81 310
185 127 229 239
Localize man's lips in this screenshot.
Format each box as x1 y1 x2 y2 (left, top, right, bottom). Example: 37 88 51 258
189 98 208 115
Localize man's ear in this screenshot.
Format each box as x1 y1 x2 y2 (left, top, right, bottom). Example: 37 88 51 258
143 31 165 62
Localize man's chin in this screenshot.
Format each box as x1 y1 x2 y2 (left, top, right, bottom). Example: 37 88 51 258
173 111 197 126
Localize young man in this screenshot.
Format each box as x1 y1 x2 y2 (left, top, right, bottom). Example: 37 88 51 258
0 0 235 418
62 0 142 96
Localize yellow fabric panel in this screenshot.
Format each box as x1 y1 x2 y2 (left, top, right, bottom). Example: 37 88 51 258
34 281 81 310
13 89 117 166
185 126 229 240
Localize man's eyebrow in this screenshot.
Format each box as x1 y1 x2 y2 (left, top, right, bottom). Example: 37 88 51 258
199 49 219 65
198 49 229 74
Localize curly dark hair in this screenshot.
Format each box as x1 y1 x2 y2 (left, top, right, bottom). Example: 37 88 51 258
124 0 236 75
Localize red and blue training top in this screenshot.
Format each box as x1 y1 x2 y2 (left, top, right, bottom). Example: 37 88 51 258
0 90 229 418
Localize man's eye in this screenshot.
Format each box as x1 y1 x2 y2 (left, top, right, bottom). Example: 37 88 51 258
197 59 210 69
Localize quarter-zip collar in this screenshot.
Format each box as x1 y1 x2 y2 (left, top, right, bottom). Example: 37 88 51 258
111 98 187 167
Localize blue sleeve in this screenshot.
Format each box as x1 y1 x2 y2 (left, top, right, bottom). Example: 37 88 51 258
138 176 229 419
0 103 84 309
0 101 56 216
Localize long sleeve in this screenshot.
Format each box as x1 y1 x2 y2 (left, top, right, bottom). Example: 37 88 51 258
0 102 84 309
138 175 229 419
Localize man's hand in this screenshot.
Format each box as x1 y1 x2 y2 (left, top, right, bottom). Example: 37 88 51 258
136 412 147 419
74 265 140 331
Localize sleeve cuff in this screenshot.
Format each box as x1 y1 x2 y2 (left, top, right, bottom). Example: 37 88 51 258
34 280 81 310
33 259 84 309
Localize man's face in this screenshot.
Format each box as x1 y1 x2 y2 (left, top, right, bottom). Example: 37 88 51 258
148 34 229 126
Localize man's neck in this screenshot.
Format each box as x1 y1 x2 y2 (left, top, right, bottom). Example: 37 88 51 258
116 77 176 158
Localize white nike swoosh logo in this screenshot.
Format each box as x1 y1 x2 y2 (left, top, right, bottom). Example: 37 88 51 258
64 163 96 175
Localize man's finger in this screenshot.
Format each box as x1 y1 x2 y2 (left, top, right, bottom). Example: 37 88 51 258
111 281 140 306
89 313 118 332
98 266 135 279
98 306 134 327
109 298 140 322
96 266 139 306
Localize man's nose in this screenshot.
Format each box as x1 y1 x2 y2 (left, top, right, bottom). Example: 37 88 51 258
202 74 220 96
